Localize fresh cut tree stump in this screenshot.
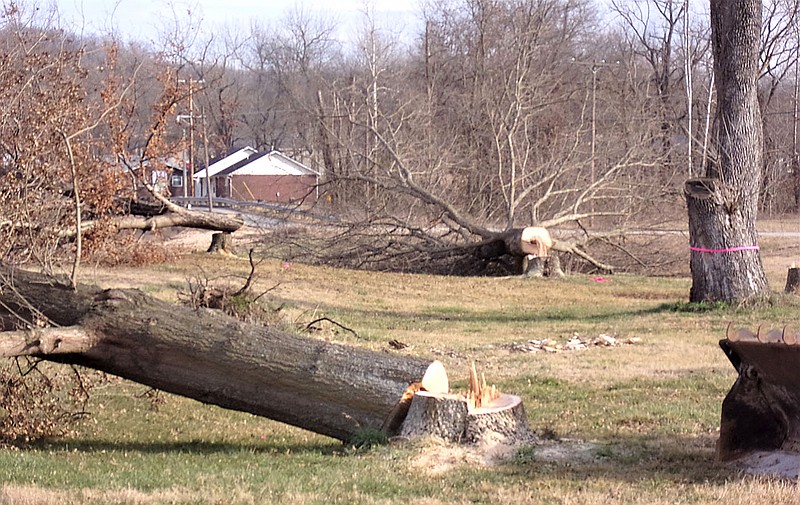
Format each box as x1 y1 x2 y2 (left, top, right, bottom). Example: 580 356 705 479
399 392 469 442
465 394 533 444
399 391 533 445
398 362 534 445
786 267 800 293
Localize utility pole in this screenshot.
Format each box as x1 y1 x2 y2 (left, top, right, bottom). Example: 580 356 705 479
177 77 204 200
591 64 598 200
569 58 618 225
202 106 213 211
189 78 195 198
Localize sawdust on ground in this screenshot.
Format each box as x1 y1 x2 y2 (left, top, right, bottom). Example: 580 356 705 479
408 437 598 476
735 450 800 480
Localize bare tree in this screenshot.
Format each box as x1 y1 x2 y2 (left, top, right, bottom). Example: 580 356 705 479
757 0 800 213
239 7 341 157
0 5 241 281
299 0 669 275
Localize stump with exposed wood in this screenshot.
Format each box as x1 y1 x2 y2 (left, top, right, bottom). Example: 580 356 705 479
786 267 800 293
397 362 534 445
0 269 534 447
518 254 565 278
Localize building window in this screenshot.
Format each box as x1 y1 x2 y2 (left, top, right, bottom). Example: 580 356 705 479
171 175 183 187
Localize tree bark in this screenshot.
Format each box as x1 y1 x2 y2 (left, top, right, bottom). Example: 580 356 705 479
102 208 243 234
0 269 429 442
786 267 800 293
686 0 769 303
399 391 533 445
686 179 768 302
207 232 233 254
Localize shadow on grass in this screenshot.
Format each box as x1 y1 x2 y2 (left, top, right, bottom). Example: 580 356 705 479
503 432 734 486
26 438 345 457
273 296 690 329
18 432 745 488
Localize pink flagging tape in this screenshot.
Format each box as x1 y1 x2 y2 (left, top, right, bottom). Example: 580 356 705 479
690 245 760 254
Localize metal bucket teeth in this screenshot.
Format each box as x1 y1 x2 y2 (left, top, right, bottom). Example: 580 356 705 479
758 326 785 344
718 324 800 461
784 326 799 345
725 323 800 345
725 322 757 342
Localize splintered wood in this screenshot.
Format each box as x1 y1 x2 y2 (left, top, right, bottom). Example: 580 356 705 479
467 361 499 409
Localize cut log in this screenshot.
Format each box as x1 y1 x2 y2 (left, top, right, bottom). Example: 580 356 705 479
81 207 244 236
0 268 429 442
516 227 553 258
786 267 800 293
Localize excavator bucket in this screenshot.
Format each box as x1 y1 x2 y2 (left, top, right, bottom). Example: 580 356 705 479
718 324 800 461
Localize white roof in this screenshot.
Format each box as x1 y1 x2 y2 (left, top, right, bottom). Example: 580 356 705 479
227 151 319 177
194 146 257 179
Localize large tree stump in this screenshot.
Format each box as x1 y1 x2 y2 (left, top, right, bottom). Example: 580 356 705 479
207 232 233 254
398 362 533 445
545 254 565 278
399 392 533 445
518 255 545 277
786 267 800 293
465 394 532 444
399 392 469 442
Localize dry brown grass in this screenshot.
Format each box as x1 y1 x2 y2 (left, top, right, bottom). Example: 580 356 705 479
8 224 800 504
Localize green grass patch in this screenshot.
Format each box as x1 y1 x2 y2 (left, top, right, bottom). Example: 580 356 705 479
3 260 798 504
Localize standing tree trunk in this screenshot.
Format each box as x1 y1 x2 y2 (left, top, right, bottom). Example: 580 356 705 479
685 0 769 303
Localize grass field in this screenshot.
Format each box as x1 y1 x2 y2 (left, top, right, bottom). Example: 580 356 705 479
3 232 800 504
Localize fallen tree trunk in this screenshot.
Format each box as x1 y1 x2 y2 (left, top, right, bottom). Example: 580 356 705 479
0 268 429 442
88 206 244 235
477 227 611 276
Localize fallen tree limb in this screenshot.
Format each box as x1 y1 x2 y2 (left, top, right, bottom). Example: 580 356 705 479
2 207 244 238
86 208 244 234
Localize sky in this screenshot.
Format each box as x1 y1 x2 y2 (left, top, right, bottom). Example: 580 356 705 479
57 0 422 47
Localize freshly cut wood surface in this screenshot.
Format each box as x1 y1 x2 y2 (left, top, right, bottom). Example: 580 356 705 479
421 360 449 394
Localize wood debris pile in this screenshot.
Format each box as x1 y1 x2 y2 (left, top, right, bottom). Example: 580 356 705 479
506 334 642 353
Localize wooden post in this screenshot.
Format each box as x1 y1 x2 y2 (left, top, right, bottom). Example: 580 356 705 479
786 267 800 293
546 254 565 278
